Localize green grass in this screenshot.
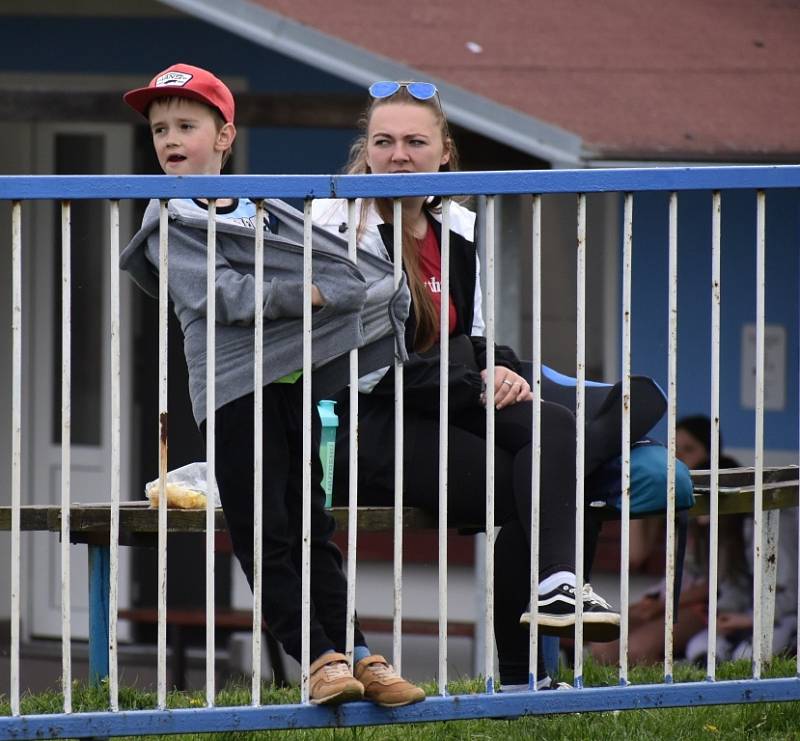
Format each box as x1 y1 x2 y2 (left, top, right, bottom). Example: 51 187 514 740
1 658 799 740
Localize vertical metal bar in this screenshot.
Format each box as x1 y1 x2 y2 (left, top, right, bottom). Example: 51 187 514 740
438 198 451 696
392 198 404 674
619 193 633 686
345 198 359 667
108 199 121 710
252 201 265 705
664 192 679 682
60 201 73 713
473 197 487 682
10 201 22 717
752 191 766 678
157 200 169 709
484 195 496 693
707 191 722 681
300 199 313 702
205 200 217 706
528 195 542 689
573 194 586 687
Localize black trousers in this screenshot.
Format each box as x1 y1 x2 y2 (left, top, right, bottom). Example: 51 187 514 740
334 394 594 682
413 400 579 683
208 384 365 664
422 399 579 576
338 395 581 576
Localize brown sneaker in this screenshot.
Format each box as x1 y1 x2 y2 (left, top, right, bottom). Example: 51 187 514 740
309 652 364 706
354 655 426 708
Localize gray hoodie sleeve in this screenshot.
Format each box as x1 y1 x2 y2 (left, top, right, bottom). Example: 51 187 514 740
143 229 304 324
142 220 365 325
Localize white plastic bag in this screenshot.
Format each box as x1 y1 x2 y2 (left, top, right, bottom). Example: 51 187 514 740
144 462 221 509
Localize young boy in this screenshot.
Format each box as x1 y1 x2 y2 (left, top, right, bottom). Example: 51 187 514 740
120 63 422 707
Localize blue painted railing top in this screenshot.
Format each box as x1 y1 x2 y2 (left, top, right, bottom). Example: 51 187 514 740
0 165 799 200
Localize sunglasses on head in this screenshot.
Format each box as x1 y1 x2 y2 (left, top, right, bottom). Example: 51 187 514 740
368 81 439 101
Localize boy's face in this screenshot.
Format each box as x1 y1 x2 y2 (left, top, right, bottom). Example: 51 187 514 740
148 98 235 175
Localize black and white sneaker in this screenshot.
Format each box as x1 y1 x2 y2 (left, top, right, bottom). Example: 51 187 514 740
537 675 572 691
498 676 572 693
520 582 620 642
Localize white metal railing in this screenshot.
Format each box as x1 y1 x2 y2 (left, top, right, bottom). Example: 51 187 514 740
528 194 542 689
438 197 451 694
1 167 800 738
251 201 265 703
483 195 496 692
619 192 633 684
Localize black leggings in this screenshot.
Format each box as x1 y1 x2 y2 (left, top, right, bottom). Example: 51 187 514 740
340 396 581 576
335 393 610 682
408 399 579 575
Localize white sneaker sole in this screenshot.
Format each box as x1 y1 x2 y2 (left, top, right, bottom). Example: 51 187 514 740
520 611 621 643
310 685 364 706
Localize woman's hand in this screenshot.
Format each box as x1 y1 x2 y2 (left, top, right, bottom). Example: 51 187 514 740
480 367 531 409
716 611 752 635
311 285 324 306
628 593 664 622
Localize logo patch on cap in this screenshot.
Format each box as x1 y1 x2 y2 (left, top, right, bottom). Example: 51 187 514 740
155 71 193 88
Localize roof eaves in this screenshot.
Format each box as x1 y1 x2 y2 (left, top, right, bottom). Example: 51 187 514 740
158 0 585 165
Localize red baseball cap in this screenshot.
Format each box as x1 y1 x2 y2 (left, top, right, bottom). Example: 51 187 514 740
123 63 235 123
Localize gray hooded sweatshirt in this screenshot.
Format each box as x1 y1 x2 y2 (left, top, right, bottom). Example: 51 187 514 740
120 197 410 424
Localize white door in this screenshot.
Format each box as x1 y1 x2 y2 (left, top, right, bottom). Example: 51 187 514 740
27 123 134 639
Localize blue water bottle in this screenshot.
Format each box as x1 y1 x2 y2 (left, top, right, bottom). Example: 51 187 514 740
317 400 338 508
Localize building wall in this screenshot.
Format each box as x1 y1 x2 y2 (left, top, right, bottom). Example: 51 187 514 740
0 10 361 173
629 189 799 459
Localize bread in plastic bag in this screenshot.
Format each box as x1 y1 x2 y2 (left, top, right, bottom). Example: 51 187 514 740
145 462 221 509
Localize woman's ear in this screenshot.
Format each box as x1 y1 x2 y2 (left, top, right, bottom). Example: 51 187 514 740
216 122 237 151
440 139 452 168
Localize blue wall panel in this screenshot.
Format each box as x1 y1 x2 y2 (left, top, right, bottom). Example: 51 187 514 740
629 189 799 452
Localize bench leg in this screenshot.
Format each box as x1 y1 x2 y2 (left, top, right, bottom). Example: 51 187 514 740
541 636 560 677
758 508 780 665
88 544 110 686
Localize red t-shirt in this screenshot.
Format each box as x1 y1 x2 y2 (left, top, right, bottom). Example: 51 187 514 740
418 223 457 336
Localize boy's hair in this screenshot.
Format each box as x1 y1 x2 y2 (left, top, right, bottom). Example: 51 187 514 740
124 62 235 168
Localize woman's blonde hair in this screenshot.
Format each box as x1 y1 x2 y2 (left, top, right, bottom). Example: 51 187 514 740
345 87 460 352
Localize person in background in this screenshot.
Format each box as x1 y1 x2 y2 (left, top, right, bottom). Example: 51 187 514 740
593 414 745 665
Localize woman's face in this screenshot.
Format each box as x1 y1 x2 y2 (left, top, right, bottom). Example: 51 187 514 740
366 102 450 175
676 428 709 469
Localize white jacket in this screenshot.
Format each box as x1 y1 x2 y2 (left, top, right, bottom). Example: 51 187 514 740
312 198 485 337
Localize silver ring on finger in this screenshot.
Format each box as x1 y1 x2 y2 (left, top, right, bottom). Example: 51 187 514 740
502 379 513 387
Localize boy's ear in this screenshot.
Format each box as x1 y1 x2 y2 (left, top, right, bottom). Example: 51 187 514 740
216 122 236 151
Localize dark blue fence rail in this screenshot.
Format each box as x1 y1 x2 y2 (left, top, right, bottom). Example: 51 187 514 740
1 164 799 201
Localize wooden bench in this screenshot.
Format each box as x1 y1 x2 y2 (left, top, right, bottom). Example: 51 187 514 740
1 465 797 687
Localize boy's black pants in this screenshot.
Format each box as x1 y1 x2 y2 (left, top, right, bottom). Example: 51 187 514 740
206 383 365 664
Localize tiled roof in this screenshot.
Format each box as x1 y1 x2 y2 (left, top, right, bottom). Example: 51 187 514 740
249 0 800 161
